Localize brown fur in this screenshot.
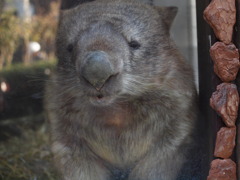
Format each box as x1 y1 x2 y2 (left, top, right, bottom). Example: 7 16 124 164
45 0 199 179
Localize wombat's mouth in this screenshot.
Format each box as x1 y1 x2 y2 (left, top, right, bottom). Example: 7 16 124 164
97 94 104 99
89 94 115 106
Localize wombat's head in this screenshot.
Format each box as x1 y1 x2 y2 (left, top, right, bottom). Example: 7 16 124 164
55 0 177 106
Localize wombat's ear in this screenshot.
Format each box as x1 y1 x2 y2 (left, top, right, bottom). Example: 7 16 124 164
156 6 178 31
60 0 96 10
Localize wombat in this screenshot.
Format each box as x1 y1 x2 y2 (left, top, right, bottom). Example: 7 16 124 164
45 0 200 179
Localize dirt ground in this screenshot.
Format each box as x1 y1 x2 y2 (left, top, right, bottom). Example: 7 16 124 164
0 114 59 180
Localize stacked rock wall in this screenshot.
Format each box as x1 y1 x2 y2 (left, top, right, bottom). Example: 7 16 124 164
203 0 240 179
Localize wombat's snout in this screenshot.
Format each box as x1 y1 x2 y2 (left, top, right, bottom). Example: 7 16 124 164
81 51 115 90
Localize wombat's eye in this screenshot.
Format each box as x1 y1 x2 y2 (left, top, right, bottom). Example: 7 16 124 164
67 44 73 52
128 40 141 50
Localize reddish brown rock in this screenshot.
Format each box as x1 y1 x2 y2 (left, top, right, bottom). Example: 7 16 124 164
207 159 237 180
210 42 240 82
210 83 239 127
203 0 236 44
214 126 236 158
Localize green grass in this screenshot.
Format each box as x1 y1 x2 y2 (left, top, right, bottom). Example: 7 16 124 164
0 60 56 75
0 114 59 180
0 60 56 87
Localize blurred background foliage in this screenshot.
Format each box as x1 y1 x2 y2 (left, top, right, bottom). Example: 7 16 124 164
0 0 60 117
0 10 21 69
0 0 60 179
0 0 59 69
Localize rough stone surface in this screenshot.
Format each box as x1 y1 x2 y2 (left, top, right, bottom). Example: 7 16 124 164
210 42 240 82
207 159 237 180
214 126 236 158
203 0 236 44
210 83 239 127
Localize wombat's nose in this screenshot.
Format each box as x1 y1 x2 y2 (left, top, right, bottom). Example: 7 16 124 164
81 51 114 90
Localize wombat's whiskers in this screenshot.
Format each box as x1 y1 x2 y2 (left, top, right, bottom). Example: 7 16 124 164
121 73 160 96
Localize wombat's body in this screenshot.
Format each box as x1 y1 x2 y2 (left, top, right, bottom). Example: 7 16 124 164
45 0 199 179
